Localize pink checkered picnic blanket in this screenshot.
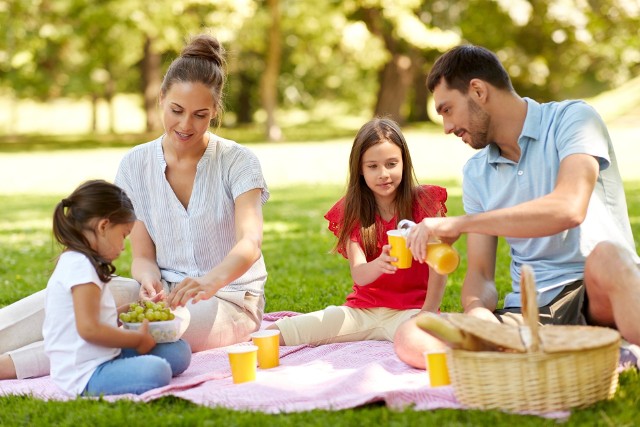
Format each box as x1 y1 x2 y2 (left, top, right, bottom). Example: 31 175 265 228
0 312 568 417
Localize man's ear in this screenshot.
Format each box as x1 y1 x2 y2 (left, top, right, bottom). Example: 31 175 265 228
468 79 489 104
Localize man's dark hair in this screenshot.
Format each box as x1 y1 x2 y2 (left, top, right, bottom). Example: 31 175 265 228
427 45 514 94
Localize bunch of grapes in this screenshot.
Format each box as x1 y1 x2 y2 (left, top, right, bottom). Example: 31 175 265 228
119 300 175 323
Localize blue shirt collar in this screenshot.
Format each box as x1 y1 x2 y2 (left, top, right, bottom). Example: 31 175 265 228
487 97 540 165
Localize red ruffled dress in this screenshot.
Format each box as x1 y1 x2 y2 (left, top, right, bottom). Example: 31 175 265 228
324 185 448 310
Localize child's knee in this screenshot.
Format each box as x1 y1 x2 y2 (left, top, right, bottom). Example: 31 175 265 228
138 356 173 388
161 339 191 376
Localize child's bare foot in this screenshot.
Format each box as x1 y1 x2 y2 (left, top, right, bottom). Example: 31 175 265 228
0 354 17 379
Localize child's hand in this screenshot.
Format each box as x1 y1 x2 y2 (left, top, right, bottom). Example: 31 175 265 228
373 244 398 275
135 320 156 354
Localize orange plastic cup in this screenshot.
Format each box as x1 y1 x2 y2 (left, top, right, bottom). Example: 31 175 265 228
425 351 451 387
227 345 258 384
426 242 460 275
250 330 280 369
387 230 412 269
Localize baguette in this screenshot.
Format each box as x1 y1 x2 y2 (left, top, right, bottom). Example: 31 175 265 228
415 312 499 351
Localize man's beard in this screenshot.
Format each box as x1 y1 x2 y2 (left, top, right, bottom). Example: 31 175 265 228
466 98 491 150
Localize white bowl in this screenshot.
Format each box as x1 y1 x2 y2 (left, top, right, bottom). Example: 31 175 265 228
122 318 183 343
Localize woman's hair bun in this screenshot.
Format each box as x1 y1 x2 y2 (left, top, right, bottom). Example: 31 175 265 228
181 34 225 68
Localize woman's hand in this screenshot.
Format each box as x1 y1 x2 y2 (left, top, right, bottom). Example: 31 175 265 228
165 277 212 309
134 320 156 354
139 278 165 301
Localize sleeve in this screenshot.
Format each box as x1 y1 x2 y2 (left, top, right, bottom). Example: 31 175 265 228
324 198 345 238
114 153 132 197
60 253 103 293
324 197 358 258
554 102 610 171
226 143 270 205
413 184 448 222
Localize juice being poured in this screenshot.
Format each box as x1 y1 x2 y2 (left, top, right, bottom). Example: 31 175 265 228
425 241 460 275
397 219 460 275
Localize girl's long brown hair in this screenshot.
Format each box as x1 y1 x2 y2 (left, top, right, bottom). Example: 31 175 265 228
52 180 136 283
334 118 426 258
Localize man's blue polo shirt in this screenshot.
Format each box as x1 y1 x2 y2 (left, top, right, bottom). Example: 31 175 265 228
462 98 638 308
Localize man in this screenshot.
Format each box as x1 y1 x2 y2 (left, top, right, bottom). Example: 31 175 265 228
394 44 640 369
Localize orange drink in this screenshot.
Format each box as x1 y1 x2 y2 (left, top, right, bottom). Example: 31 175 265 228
387 230 413 269
426 242 460 275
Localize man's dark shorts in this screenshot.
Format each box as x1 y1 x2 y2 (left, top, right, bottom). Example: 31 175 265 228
495 280 587 327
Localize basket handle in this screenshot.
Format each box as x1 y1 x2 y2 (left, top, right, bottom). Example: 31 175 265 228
520 265 540 352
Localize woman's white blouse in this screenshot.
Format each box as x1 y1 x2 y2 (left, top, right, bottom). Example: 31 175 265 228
115 134 269 294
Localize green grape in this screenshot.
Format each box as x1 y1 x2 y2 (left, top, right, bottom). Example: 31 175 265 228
121 300 177 325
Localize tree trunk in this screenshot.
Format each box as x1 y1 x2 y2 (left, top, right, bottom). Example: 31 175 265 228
359 6 418 124
408 54 430 123
91 93 98 133
141 36 162 133
237 71 254 124
373 54 416 124
260 0 282 141
106 76 116 134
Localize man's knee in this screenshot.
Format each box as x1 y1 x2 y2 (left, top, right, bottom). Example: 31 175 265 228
587 241 636 283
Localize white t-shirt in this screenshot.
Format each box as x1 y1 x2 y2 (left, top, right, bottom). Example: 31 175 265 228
43 251 120 395
115 133 269 293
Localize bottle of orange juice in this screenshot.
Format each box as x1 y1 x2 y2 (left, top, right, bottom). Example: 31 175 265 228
397 220 459 275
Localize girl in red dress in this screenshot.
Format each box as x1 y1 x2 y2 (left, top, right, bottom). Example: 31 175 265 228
269 118 449 346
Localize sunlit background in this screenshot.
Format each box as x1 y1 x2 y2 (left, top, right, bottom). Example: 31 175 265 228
1 0 639 194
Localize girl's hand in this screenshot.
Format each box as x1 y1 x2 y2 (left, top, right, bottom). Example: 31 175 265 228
374 244 398 275
139 278 165 301
165 277 212 309
135 320 156 354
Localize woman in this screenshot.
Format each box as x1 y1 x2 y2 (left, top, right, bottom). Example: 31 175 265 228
114 33 269 352
0 33 268 379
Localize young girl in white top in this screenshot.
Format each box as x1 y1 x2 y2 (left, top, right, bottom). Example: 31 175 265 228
43 180 191 396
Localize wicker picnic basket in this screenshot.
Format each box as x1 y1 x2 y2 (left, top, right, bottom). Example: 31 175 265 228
446 265 621 412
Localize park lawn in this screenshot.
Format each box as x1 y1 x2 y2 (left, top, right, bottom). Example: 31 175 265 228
1 182 640 426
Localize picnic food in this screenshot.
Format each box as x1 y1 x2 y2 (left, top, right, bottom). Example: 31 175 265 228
122 318 182 343
119 301 182 343
415 312 525 352
119 300 175 323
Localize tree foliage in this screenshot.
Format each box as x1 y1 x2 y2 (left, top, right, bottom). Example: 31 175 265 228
1 0 639 133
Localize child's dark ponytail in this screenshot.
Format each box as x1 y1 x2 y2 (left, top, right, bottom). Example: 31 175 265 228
52 180 136 283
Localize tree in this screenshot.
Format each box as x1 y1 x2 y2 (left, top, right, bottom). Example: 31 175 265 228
260 0 283 141
346 0 459 123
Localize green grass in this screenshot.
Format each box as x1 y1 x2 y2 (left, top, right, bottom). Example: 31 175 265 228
0 115 375 153
1 182 640 426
